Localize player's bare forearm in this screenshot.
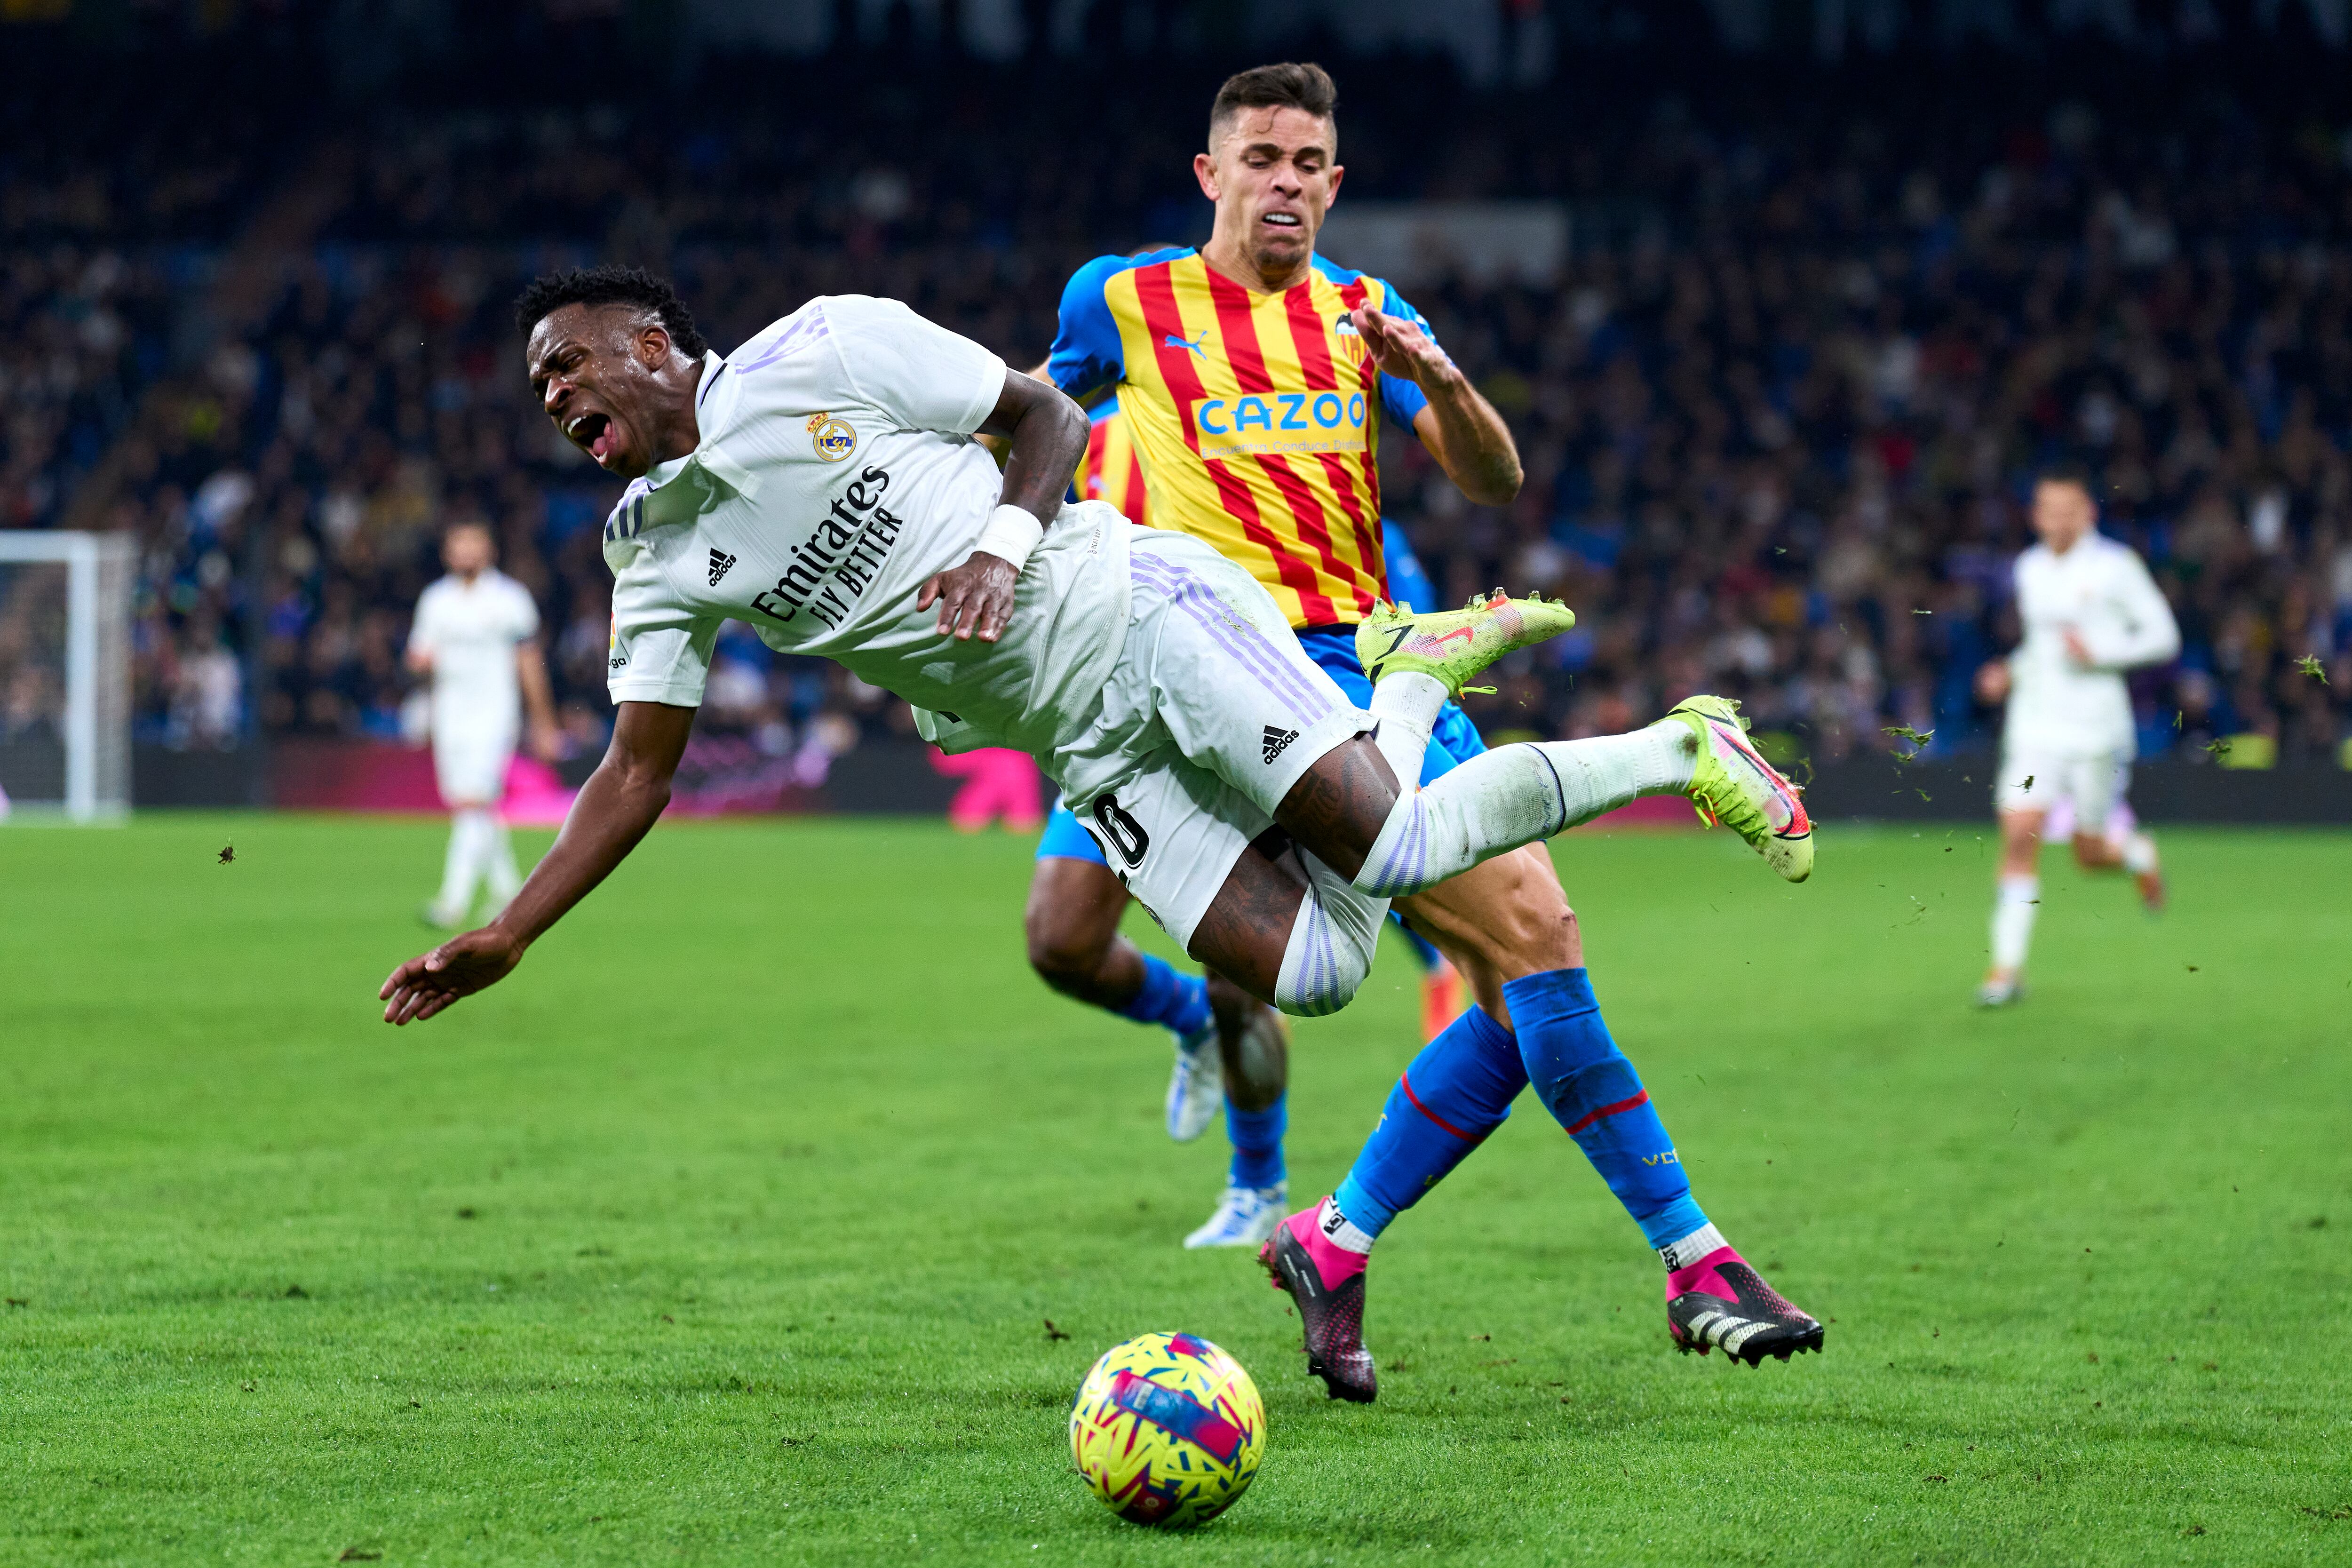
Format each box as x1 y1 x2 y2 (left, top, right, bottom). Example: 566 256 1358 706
496 750 667 941
378 701 693 1025
1354 306 1520 506
1412 370 1522 507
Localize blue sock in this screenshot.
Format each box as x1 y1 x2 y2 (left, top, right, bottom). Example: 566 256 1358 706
1332 1005 1526 1237
1115 954 1211 1037
1503 968 1708 1250
1226 1094 1287 1190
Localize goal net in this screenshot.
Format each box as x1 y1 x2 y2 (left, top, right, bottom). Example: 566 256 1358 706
0 532 133 821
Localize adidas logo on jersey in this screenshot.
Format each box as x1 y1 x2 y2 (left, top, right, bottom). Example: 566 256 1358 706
707 548 737 587
1262 725 1300 764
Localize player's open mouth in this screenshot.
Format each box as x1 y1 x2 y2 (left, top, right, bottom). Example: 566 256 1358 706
566 410 617 462
1262 213 1302 229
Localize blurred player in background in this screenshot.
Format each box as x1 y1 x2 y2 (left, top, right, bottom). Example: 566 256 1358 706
1033 59 1821 1384
1974 466 2179 1006
407 521 560 928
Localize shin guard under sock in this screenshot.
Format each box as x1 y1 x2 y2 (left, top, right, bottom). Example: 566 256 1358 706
1503 968 1708 1249
437 808 493 915
1354 728 1694 897
1991 875 2039 972
1366 669 1447 790
1331 1005 1527 1238
1115 953 1212 1037
1227 1094 1287 1190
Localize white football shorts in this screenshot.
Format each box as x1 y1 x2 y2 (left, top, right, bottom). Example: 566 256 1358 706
432 725 517 806
1994 744 2129 832
1050 531 1375 951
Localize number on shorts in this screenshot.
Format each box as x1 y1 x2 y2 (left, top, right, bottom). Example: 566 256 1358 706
1091 794 1149 868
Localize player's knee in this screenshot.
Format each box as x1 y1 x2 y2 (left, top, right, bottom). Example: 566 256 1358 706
2070 832 2112 870
1024 911 1109 992
1272 938 1372 1019
1464 875 1579 974
1271 891 1381 1019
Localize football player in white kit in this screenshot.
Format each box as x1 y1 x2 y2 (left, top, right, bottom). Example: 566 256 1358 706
406 521 561 927
1973 466 2179 1007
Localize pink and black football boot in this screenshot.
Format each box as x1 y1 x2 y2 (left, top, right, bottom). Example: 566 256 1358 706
1258 1204 1377 1402
1666 1243 1825 1366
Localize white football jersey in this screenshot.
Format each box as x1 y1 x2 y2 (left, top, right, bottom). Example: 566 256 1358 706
408 569 540 735
2005 532 2178 756
601 295 1130 756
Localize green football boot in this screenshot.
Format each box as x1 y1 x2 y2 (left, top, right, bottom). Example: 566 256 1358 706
1355 589 1577 698
1659 694 1814 883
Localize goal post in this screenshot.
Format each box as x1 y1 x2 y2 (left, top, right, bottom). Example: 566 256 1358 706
0 531 134 822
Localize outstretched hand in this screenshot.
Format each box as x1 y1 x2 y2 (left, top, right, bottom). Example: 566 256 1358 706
380 926 526 1025
1351 306 1455 388
917 550 1018 642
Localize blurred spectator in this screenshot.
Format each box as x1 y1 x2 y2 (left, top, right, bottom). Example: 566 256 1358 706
4 15 2349 773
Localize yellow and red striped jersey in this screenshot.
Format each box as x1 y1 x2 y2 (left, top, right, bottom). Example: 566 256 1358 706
1076 394 1149 525
1048 248 1435 628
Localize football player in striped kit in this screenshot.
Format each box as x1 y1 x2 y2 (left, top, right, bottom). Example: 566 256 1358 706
1027 62 1827 1385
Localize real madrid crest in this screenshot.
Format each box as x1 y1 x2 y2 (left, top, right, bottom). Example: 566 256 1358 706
806 411 857 462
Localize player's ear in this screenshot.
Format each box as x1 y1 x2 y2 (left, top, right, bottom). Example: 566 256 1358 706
636 323 671 369
1193 151 1220 202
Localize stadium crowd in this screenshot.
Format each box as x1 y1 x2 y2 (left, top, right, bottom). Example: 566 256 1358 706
7 30 2352 776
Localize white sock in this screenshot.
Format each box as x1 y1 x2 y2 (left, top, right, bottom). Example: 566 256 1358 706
436 808 493 916
1318 1194 1376 1255
484 815 522 903
1353 724 1695 898
2121 830 2158 876
1990 874 2039 972
1660 1221 1730 1272
1366 670 1447 793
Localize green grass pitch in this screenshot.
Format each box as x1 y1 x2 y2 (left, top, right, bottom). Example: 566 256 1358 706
2 813 2348 1566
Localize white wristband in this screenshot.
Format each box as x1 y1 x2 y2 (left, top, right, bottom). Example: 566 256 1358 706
973 503 1045 572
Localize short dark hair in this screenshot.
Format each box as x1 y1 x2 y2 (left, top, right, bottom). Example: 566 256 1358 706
513 265 708 358
1209 62 1337 151
2036 460 2096 495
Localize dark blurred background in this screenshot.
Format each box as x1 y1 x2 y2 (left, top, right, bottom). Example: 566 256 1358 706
6 0 2351 813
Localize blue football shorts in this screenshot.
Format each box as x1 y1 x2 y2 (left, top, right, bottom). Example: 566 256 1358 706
1033 623 1486 866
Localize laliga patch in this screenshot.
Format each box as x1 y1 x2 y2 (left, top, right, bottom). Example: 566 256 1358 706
807 412 857 462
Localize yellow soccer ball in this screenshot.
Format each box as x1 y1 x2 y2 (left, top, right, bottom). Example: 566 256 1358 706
1069 1330 1267 1528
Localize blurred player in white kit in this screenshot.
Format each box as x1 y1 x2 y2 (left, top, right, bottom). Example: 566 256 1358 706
1974 465 2179 1006
406 522 561 927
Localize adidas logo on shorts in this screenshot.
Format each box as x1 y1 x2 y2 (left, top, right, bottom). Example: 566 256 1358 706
1262 725 1300 764
707 548 737 586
